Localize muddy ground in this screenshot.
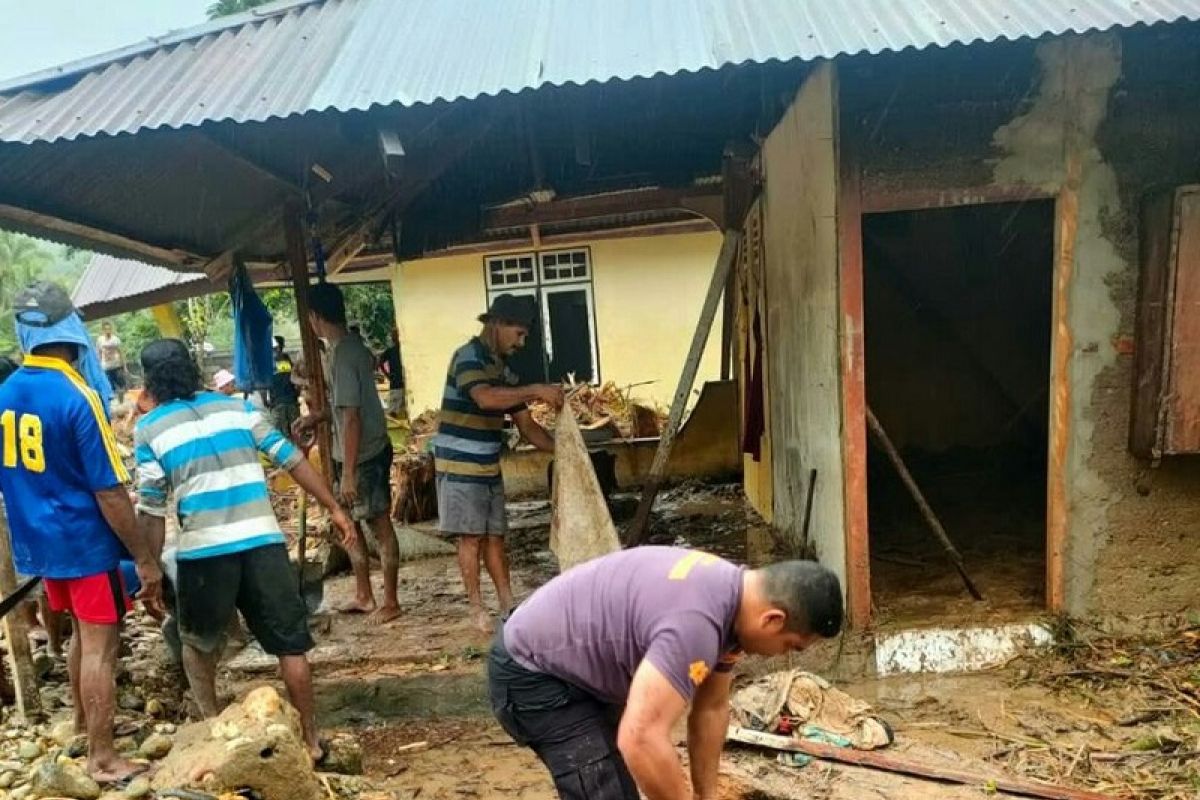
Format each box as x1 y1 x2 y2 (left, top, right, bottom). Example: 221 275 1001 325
210 483 1196 800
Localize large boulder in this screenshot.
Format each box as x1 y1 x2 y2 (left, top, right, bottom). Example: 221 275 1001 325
150 687 320 800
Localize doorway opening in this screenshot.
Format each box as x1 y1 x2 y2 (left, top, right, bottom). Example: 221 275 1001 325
863 200 1054 626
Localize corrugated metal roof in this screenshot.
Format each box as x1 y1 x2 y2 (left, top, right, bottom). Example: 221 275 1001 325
71 254 208 317
1 0 1198 145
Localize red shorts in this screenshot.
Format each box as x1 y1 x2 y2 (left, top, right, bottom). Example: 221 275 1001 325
43 569 132 625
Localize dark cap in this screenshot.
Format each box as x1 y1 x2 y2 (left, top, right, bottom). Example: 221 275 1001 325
140 338 192 370
13 281 76 328
478 293 536 328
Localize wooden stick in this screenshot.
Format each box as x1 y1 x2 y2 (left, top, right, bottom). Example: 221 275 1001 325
626 231 741 545
727 727 1123 800
865 407 983 600
0 505 42 721
799 468 817 555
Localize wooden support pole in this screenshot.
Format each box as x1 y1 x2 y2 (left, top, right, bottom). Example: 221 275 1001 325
0 505 42 722
626 231 741 546
727 727 1122 800
283 208 334 486
865 407 983 600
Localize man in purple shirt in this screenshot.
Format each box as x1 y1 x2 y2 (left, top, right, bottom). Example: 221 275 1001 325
488 546 842 800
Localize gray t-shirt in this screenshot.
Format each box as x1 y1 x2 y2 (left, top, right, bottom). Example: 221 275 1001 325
503 546 744 704
325 334 390 464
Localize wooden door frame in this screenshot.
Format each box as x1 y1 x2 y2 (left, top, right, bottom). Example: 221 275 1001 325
838 167 1068 629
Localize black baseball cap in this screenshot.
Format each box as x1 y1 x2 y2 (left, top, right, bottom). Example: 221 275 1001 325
478 293 536 328
13 281 75 328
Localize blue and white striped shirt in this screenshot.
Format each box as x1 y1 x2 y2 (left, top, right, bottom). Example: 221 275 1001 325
134 392 303 560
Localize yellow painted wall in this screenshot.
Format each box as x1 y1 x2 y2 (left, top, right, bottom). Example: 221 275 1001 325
392 230 725 416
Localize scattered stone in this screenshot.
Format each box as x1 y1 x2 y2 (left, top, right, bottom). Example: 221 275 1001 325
113 736 137 754
66 736 88 759
117 692 144 713
138 733 173 760
0 770 18 788
38 688 65 711
50 721 77 748
29 759 100 799
318 735 364 776
121 776 151 799
16 741 42 761
143 699 164 719
151 687 320 800
11 783 33 800
155 724 176 736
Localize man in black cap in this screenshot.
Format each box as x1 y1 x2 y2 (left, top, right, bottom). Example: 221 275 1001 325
433 294 563 632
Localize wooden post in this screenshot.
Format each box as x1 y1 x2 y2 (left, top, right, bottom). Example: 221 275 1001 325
626 231 741 546
283 207 335 486
0 503 42 721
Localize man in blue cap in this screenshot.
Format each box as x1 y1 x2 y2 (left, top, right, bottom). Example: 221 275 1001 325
0 282 164 784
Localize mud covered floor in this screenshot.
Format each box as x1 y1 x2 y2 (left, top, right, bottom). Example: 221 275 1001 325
214 483 1196 799
869 453 1047 628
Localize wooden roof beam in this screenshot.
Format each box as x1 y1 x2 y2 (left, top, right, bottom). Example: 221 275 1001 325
0 203 197 268
483 184 724 231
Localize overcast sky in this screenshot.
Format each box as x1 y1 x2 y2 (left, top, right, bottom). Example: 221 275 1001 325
0 1 209 83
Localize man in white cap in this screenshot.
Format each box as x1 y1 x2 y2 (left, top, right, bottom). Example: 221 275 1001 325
213 368 237 396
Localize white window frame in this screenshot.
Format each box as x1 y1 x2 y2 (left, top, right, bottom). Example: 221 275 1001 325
482 248 600 384
484 253 537 290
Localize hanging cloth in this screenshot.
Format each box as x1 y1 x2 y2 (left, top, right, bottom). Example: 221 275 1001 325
229 261 274 391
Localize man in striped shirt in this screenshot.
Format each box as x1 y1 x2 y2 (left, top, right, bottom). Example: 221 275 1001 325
134 339 355 764
434 294 563 632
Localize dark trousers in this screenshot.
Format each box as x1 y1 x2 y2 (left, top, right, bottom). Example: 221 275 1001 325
488 622 639 800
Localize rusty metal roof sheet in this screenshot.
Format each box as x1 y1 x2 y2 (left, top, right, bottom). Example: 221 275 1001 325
1 0 1198 145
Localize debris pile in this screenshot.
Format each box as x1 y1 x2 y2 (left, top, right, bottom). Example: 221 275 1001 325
1012 621 1200 799
530 381 665 439
731 669 894 759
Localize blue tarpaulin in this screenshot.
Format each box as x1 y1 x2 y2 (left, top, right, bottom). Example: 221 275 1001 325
230 264 273 390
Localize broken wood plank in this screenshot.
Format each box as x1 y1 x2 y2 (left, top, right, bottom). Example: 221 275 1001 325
727 727 1123 800
0 505 42 722
625 230 740 545
865 406 983 600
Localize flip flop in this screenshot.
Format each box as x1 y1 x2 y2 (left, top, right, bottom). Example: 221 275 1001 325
99 764 151 789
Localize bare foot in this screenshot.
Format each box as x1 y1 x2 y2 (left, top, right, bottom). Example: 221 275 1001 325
88 758 147 784
308 740 325 766
334 598 376 615
368 605 401 625
472 609 494 634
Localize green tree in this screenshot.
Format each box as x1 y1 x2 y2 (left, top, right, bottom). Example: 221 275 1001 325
0 232 54 355
207 0 275 19
343 283 395 350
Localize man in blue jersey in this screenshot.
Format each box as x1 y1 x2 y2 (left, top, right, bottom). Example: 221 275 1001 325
0 283 164 784
134 338 355 764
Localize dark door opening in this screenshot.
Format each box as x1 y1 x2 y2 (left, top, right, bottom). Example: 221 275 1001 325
863 200 1054 626
546 289 596 383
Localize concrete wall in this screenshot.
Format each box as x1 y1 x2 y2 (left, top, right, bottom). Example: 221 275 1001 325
842 23 1200 621
760 64 846 584
391 230 723 415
